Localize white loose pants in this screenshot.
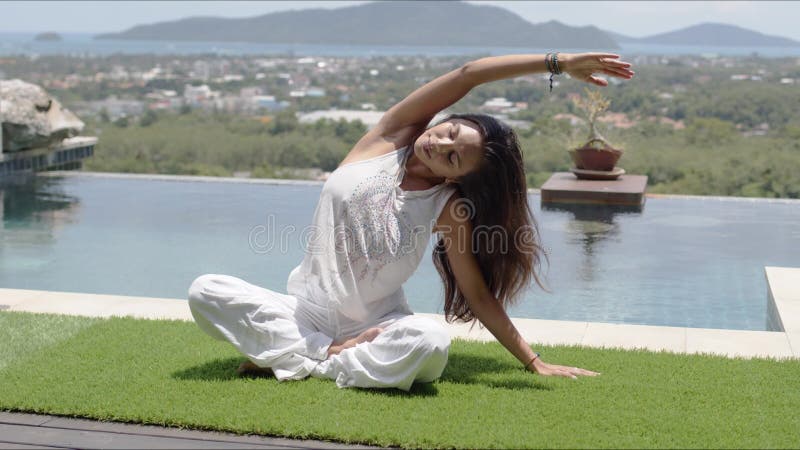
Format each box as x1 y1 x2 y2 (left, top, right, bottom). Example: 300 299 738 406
187 274 450 391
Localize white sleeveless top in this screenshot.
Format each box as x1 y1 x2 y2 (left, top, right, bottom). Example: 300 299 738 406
287 145 456 323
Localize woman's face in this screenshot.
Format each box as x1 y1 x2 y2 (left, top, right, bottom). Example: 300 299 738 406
413 119 484 179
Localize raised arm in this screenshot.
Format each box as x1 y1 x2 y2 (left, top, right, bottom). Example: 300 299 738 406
435 195 601 379
343 53 632 165
376 52 634 136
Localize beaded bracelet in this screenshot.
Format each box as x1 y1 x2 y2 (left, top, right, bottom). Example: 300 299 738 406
545 52 561 93
525 352 541 370
551 52 562 75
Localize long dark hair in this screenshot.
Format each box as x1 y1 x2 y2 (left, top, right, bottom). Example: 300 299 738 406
431 113 548 323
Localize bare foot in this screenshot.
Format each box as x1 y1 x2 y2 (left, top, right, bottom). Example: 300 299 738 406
327 327 383 357
236 360 274 377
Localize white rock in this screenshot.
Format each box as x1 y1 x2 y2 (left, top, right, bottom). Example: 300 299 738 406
1 79 84 152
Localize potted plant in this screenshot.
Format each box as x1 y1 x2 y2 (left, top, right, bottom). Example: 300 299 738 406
568 88 623 174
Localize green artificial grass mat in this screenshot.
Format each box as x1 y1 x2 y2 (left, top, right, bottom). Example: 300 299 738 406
1 310 799 449
0 311 102 371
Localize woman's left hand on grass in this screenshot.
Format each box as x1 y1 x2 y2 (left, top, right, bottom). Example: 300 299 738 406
560 52 635 87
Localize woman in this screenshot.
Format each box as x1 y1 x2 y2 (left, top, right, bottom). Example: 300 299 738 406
188 52 634 390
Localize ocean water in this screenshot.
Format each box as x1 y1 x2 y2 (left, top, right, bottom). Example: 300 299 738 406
2 32 800 58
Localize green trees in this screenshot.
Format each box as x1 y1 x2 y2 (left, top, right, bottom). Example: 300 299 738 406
681 83 799 128
684 117 736 146
139 110 159 127
82 107 800 198
268 110 299 135
84 111 363 177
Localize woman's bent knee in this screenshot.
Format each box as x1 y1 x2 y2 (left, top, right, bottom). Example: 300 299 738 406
187 274 219 305
187 274 228 341
399 317 450 383
415 338 450 383
423 321 451 354
399 316 451 354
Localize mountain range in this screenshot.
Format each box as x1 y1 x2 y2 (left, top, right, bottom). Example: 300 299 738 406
96 1 800 49
607 23 800 47
94 1 617 48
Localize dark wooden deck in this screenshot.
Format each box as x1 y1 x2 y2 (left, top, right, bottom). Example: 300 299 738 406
0 411 376 449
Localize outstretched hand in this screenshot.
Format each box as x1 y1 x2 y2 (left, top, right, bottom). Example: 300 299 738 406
561 53 635 87
529 357 601 379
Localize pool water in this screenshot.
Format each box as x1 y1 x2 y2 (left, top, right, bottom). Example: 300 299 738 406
2 174 798 331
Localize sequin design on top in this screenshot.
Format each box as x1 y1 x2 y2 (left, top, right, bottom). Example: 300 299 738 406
340 171 420 282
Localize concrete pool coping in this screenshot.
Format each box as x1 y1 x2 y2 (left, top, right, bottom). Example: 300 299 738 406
1 266 797 360
36 171 800 205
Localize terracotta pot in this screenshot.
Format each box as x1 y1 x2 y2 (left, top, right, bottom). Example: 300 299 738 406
570 145 624 171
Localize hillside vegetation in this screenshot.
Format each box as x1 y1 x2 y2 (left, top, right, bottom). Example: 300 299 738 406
84 104 800 198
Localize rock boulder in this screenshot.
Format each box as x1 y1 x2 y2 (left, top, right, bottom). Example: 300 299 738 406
1 79 84 152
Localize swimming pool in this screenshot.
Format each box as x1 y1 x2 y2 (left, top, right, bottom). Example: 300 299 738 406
1 173 798 331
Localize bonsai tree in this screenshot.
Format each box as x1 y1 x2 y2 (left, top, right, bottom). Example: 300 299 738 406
568 88 623 173
572 87 612 149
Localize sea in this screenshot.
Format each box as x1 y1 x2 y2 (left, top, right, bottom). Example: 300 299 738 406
2 32 800 58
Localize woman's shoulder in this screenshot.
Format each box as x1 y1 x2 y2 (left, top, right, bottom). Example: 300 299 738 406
336 145 403 170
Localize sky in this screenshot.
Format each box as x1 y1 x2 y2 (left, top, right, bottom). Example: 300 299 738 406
3 1 800 41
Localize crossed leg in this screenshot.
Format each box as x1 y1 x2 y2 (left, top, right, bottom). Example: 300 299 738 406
311 315 451 391
236 326 384 376
188 274 450 389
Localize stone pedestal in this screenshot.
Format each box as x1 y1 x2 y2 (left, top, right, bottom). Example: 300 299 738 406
540 172 648 207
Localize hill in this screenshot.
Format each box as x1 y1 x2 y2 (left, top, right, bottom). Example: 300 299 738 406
95 1 618 49
34 32 62 42
603 23 800 47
